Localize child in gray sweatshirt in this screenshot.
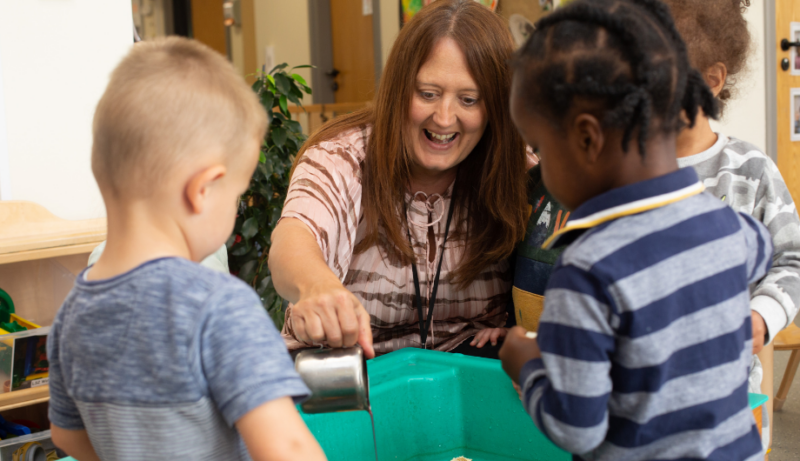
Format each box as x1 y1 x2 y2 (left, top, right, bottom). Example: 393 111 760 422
664 0 800 450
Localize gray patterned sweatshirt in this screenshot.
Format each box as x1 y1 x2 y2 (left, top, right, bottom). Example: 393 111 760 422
678 134 800 343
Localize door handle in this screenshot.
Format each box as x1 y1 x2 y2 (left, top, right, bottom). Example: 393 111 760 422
781 38 800 51
325 68 340 78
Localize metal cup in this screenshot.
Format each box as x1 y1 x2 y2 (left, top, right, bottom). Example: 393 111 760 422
294 347 370 414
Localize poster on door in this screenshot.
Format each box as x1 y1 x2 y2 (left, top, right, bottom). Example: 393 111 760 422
791 88 800 142
792 23 800 76
401 0 498 25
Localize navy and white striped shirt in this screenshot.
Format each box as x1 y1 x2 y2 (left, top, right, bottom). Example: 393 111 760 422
521 168 770 461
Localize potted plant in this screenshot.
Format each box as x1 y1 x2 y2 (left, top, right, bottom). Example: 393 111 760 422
227 64 312 328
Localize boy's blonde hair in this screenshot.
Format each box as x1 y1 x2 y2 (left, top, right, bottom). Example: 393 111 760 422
92 37 267 198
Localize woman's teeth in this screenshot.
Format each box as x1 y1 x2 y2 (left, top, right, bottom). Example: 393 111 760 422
425 129 456 144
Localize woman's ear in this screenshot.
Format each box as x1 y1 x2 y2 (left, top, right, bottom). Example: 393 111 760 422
184 164 227 214
572 113 605 165
703 62 728 97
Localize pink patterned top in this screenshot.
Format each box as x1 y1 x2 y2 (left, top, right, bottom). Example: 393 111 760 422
280 126 512 354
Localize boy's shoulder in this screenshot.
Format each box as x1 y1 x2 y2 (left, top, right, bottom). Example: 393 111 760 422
67 257 259 322
724 135 767 158
685 134 775 177
559 191 734 272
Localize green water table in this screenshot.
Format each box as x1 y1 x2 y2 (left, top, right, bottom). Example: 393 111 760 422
301 348 569 461
57 349 769 461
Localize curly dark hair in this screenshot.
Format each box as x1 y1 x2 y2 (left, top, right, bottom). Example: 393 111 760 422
660 0 752 114
511 0 718 158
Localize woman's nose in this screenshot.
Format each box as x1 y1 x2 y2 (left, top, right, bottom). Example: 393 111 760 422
432 99 457 128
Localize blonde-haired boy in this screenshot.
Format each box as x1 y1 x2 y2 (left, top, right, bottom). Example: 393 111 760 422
47 37 326 461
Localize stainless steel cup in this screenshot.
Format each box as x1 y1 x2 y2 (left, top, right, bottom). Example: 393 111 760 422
294 347 370 414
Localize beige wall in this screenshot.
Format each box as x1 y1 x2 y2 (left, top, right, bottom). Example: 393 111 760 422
252 0 312 89
379 0 400 68
709 2 766 151
0 0 132 219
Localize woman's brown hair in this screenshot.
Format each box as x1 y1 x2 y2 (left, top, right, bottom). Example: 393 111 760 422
291 0 528 286
662 0 751 114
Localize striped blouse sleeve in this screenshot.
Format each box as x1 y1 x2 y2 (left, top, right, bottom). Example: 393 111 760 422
280 131 365 281
519 264 615 455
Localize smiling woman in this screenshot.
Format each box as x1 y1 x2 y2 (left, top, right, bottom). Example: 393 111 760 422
268 0 529 357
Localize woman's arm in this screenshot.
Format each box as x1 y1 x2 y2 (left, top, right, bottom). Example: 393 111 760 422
269 218 374 358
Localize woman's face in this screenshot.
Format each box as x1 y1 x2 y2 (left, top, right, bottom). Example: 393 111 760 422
407 37 488 180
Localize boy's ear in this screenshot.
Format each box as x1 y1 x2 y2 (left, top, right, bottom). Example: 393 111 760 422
185 164 227 214
703 62 728 97
572 114 604 165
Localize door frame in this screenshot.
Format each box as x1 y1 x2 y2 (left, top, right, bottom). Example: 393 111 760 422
767 0 777 162
308 0 383 104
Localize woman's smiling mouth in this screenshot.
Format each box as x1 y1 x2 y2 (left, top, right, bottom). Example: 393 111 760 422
424 128 459 145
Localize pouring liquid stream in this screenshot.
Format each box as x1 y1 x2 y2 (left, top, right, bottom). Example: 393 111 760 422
368 407 378 461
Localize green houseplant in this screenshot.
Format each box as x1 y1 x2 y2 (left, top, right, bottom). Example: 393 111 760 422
227 64 312 328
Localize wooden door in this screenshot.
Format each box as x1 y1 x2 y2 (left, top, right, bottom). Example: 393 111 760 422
776 1 800 202
190 0 226 56
329 0 375 103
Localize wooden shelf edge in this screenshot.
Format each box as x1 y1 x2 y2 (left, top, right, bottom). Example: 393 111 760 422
0 385 49 412
0 242 102 265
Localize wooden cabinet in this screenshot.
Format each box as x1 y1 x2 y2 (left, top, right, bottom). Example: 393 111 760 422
0 201 106 412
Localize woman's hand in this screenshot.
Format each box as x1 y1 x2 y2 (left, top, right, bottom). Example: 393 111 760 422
269 218 375 358
291 281 375 358
470 328 508 348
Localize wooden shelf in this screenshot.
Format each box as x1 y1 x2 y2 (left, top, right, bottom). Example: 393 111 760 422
0 202 100 410
0 201 106 264
0 386 49 412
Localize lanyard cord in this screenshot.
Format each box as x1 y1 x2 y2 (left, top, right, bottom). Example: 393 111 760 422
406 191 456 349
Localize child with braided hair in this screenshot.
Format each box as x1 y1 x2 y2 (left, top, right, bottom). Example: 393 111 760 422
499 0 771 459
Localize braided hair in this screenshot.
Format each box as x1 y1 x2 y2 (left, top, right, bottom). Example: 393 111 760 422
512 0 719 157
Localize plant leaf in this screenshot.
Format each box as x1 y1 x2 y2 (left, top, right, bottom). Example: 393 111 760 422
271 127 287 149
241 217 259 240
260 92 274 110
269 63 289 74
291 73 308 87
274 73 292 95
291 64 314 70
238 260 258 283
279 95 288 116
286 91 302 107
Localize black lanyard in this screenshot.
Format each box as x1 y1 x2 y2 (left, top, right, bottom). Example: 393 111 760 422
407 192 456 349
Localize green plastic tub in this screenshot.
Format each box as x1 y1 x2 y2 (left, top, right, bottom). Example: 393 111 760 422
55 349 768 461
299 348 570 461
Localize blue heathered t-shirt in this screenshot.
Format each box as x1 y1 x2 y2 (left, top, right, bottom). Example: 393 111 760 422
47 257 310 461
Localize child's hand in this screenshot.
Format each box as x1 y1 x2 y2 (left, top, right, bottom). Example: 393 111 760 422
512 381 523 402
499 326 541 384
470 328 507 348
751 311 766 355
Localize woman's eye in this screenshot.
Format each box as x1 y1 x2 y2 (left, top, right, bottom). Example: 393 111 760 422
420 91 436 100
462 97 478 106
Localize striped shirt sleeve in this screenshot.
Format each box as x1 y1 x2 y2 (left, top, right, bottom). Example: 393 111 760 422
737 212 774 286
520 264 615 455
280 131 365 280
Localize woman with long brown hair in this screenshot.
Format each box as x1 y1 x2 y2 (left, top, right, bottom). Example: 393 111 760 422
269 0 529 358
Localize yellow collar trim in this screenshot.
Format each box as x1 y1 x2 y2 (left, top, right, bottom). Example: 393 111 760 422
542 182 706 250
